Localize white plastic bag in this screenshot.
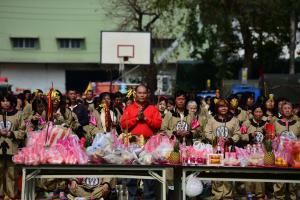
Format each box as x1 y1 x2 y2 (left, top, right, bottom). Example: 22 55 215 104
137 151 153 165
152 141 173 162
185 172 203 197
86 132 113 155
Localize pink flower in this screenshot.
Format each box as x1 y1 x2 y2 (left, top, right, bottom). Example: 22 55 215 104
79 137 87 149
240 125 248 134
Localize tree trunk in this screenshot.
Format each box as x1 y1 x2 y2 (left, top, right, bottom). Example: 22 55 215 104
240 21 254 78
145 48 157 104
289 9 296 75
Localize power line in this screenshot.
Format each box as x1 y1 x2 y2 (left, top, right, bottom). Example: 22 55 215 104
0 10 105 16
0 15 106 22
0 4 102 10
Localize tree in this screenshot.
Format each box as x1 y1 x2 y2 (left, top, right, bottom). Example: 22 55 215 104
103 0 176 93
181 0 299 78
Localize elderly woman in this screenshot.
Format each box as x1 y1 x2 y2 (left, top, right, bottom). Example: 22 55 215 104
273 101 300 200
186 100 207 141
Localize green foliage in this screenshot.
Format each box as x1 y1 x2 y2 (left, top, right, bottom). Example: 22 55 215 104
264 140 273 152
179 0 300 78
129 135 137 143
174 139 180 152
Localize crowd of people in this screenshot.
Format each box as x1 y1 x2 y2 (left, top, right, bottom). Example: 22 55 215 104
0 84 300 200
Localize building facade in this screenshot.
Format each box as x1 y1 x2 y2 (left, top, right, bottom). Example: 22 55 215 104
0 0 119 93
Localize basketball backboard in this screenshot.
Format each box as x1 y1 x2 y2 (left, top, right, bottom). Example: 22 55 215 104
101 31 151 65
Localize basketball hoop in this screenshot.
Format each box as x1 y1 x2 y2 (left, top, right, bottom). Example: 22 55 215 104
100 31 151 65
100 31 151 82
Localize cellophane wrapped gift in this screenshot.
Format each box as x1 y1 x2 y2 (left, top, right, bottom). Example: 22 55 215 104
290 140 300 168
180 142 213 165
236 145 264 166
45 124 70 147
55 135 88 164
44 147 64 164
13 123 88 165
274 136 294 167
86 132 133 164
86 132 114 164
103 150 136 165
144 133 175 164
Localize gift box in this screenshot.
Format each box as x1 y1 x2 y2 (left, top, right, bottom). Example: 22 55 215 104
207 154 224 166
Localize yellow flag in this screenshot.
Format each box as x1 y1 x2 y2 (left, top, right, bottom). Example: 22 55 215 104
83 82 92 97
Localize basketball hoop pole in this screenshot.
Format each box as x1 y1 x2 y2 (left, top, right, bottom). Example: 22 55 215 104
119 57 125 82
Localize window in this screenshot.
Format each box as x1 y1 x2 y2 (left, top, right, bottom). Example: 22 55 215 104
162 77 169 92
11 38 39 49
57 38 85 49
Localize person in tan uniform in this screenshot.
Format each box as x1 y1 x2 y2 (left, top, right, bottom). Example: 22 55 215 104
97 93 117 133
276 97 289 120
273 102 300 200
37 90 80 196
161 91 193 144
186 100 208 141
83 93 119 136
83 90 95 113
26 98 47 131
52 90 80 132
228 96 248 125
0 94 26 199
275 102 300 139
68 178 111 200
22 90 33 121
240 93 255 119
263 94 278 123
241 104 267 144
161 91 192 195
22 89 44 121
241 104 267 200
157 96 168 119
204 99 241 200
82 96 104 136
112 92 124 134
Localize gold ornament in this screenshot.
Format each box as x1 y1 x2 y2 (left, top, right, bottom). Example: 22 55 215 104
126 89 136 99
51 90 60 102
230 98 238 108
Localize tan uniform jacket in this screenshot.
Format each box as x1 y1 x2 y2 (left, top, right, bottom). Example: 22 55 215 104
22 102 32 121
84 108 117 134
161 109 197 144
190 109 208 141
262 115 277 124
161 109 192 136
204 115 241 144
78 177 111 189
53 108 80 132
232 108 248 125
241 119 267 144
274 117 300 138
83 110 103 135
0 110 26 155
200 104 212 119
86 101 95 113
26 111 47 131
